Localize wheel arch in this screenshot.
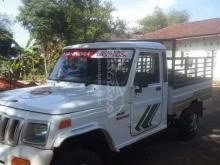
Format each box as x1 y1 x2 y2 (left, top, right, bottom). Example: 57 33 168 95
53 123 116 152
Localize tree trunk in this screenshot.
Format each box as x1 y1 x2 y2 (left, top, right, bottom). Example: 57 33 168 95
43 46 48 78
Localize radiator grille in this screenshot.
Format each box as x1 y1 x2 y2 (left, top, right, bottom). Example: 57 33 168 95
0 114 23 146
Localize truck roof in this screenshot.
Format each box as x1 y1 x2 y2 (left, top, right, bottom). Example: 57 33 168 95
63 41 166 50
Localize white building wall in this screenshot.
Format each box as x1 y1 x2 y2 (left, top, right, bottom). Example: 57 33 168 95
162 36 220 80
214 51 220 80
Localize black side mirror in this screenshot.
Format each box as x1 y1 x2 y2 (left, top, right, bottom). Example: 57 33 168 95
135 86 143 93
134 73 149 93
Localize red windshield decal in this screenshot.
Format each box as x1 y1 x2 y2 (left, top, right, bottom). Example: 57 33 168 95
63 49 97 58
63 49 132 59
96 50 127 58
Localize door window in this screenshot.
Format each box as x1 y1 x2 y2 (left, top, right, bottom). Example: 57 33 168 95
136 52 160 84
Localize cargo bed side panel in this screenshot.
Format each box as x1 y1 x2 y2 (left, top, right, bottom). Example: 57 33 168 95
168 80 212 115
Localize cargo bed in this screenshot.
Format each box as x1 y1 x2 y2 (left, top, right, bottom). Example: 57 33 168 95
167 56 213 115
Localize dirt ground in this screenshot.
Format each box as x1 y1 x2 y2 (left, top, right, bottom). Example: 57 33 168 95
0 78 34 91
116 87 220 165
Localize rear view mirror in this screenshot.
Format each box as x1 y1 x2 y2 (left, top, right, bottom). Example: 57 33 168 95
134 73 149 93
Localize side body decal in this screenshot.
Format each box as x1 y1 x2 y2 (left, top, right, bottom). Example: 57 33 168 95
135 104 160 132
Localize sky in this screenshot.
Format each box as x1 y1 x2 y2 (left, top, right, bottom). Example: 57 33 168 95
1 0 220 47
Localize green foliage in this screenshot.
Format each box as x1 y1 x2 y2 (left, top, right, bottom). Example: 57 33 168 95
0 60 12 78
167 9 190 25
139 7 168 33
0 44 45 80
17 0 126 44
138 7 190 33
0 13 21 59
0 29 13 57
0 14 12 31
111 18 130 39
17 0 129 80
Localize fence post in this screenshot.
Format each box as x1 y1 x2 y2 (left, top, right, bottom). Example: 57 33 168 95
195 58 198 77
204 58 206 78
172 39 176 85
211 50 215 80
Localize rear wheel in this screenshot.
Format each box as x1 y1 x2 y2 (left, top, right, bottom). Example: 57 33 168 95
51 148 103 165
178 110 199 140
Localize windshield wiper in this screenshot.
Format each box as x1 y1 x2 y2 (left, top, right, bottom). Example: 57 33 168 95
84 79 95 86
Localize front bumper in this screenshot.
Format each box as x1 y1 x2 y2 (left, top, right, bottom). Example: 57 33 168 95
0 143 53 165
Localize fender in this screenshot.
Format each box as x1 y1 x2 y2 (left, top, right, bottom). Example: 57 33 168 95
53 122 117 151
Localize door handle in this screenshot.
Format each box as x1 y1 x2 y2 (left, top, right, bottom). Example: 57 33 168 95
156 86 161 91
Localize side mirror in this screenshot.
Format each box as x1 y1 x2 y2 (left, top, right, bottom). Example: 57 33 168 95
134 73 149 93
134 86 143 93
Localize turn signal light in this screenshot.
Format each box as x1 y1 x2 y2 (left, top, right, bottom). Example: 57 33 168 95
12 157 30 165
58 119 72 129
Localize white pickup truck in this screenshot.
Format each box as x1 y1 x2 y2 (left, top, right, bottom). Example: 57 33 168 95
0 41 212 165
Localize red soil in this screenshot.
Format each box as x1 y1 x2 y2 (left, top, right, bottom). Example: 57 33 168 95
0 78 33 91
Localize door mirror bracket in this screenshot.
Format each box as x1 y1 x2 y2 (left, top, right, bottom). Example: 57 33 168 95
134 73 149 93
134 82 149 93
135 86 142 93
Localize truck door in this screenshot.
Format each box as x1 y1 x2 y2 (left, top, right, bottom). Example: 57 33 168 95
131 51 163 136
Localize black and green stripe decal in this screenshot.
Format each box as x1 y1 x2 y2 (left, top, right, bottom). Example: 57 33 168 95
135 105 151 131
135 103 160 131
142 104 160 129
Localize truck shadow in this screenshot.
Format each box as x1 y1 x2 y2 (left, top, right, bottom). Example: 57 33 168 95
112 87 220 165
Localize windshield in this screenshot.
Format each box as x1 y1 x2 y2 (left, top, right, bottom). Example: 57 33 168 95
49 49 134 86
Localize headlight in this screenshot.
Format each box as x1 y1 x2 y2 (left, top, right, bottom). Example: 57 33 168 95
22 121 49 145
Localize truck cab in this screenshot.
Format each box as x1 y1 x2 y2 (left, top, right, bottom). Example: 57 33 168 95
0 41 212 165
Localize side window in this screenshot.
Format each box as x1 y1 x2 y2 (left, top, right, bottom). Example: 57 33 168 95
135 52 160 84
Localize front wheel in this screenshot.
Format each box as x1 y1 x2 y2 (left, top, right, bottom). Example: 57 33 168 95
178 110 199 140
51 148 103 165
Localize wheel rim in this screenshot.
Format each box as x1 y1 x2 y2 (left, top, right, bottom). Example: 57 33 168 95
190 113 198 132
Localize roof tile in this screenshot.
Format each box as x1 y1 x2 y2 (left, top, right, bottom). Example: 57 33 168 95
143 18 220 40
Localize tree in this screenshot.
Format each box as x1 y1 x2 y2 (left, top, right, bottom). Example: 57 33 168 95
138 7 190 33
0 14 21 59
0 14 12 31
111 18 130 39
17 0 127 44
167 9 189 25
17 0 128 77
139 7 168 33
0 29 13 57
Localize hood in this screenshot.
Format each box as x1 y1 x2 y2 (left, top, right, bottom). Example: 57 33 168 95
0 83 126 115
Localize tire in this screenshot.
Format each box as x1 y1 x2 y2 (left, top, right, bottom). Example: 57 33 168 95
178 110 199 140
51 148 103 165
